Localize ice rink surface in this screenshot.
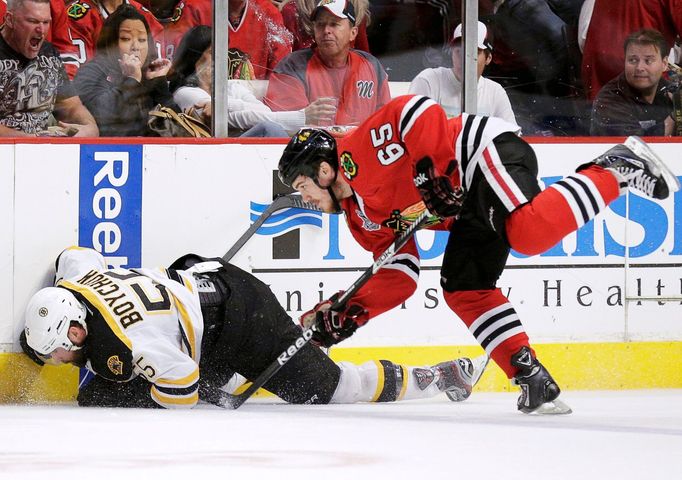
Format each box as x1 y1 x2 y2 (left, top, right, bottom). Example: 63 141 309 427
1 390 680 480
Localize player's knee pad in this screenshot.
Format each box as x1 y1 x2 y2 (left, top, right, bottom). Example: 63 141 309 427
330 360 405 403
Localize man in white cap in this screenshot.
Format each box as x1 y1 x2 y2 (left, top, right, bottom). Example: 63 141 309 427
264 0 390 127
409 21 518 127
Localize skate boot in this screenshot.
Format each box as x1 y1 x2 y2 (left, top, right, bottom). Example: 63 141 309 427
511 347 571 414
434 354 489 402
591 136 680 200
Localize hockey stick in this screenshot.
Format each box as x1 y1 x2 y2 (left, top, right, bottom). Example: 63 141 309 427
216 209 432 409
222 194 322 262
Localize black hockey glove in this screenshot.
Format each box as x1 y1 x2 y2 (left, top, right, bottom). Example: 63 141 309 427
299 291 368 348
413 156 465 219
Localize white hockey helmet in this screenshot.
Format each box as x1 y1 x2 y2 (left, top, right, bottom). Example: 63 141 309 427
24 287 88 356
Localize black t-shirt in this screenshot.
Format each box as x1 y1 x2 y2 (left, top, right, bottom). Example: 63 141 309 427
591 73 673 136
0 35 75 133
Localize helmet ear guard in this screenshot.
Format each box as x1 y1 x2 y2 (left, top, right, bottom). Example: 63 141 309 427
278 128 338 187
24 287 88 356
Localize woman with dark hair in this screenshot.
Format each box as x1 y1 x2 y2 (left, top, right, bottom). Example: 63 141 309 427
74 4 177 136
169 25 331 137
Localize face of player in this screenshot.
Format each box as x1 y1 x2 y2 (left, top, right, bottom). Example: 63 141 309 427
3 0 51 59
624 43 668 97
451 42 491 82
36 325 87 367
42 347 84 366
313 10 358 64
118 19 149 64
292 174 337 213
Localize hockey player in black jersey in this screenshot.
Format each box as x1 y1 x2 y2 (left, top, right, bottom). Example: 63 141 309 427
21 247 488 408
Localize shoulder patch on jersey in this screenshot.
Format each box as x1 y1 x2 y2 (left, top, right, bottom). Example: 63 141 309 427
107 355 124 376
67 1 91 20
340 151 357 180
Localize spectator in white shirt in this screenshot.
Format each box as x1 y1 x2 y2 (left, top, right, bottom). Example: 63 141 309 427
409 21 518 128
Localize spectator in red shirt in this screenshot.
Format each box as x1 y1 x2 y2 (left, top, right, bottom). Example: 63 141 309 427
143 0 210 60
264 0 390 126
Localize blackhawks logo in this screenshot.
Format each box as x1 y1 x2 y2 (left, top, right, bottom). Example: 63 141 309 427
107 355 124 376
67 1 91 20
340 151 357 180
382 209 410 233
297 130 312 142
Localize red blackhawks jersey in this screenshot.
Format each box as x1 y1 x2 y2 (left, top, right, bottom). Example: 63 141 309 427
0 0 81 78
227 0 292 79
264 48 390 126
336 95 518 320
145 0 290 77
65 0 165 65
151 0 211 60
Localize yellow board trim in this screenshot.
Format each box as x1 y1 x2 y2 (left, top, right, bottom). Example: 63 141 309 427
2 341 681 403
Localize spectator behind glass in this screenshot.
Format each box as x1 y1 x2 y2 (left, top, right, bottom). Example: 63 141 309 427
0 0 98 137
580 0 682 101
591 29 674 137
74 4 177 136
264 0 390 127
225 0 292 79
65 0 164 69
278 0 370 52
409 21 518 127
168 25 320 137
143 0 211 60
0 0 81 78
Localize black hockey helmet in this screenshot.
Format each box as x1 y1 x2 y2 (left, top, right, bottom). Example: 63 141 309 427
278 128 338 187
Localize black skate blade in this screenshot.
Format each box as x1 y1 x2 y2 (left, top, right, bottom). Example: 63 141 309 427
526 397 572 415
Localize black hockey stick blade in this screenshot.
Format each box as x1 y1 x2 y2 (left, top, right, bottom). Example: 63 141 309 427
222 194 321 262
217 209 431 409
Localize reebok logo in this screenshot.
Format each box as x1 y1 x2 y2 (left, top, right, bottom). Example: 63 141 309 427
517 350 532 366
413 172 428 187
412 367 435 390
277 328 313 366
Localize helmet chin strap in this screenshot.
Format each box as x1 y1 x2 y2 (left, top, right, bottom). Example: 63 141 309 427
314 169 343 214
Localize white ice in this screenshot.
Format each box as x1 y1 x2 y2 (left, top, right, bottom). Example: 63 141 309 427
1 390 680 480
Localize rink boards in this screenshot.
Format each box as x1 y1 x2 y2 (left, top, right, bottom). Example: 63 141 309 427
1 138 681 402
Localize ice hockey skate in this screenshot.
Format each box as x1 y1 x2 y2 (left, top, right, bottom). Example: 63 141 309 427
593 136 680 200
434 354 490 402
511 347 572 415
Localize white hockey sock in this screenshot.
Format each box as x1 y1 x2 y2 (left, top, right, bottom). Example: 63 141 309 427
330 361 443 404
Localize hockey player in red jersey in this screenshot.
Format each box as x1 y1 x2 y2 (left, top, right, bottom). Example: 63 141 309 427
65 0 164 66
278 94 680 414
